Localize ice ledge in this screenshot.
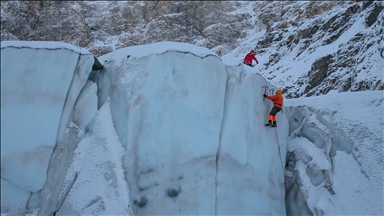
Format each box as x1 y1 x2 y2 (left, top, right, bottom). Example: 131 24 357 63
1 41 91 55
101 41 219 60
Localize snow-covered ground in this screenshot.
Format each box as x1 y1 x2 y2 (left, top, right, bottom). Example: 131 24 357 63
285 90 383 215
58 99 132 215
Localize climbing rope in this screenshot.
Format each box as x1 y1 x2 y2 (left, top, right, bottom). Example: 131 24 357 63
261 77 292 215
274 128 285 176
261 80 285 176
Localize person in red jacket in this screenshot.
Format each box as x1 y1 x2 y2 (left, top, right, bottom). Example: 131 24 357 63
243 50 259 67
264 89 283 127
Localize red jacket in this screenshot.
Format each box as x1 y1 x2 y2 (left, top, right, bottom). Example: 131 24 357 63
266 94 283 109
243 53 258 65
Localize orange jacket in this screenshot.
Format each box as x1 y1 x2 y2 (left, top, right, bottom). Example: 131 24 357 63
266 94 283 109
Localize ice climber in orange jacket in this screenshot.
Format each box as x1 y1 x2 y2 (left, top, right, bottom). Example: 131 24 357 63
243 50 259 67
264 89 284 127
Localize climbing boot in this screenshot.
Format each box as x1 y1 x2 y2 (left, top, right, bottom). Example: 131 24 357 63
271 121 277 127
265 120 272 126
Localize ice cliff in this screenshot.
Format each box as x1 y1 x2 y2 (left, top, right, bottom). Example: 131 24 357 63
1 41 288 215
1 41 97 215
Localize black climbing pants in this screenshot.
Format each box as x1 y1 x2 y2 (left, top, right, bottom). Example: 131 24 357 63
269 106 282 116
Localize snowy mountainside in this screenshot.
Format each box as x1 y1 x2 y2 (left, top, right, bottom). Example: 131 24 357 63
223 1 384 98
1 1 383 98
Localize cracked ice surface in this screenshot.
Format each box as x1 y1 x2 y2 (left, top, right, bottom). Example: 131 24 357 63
97 41 287 215
99 42 226 214
285 91 384 215
1 41 288 215
1 42 94 215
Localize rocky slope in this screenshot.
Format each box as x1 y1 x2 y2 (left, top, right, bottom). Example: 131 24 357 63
1 1 383 97
251 1 384 98
1 1 252 56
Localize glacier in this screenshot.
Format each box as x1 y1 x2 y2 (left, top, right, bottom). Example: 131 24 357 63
1 41 288 215
1 41 383 216
1 41 97 215
95 42 287 215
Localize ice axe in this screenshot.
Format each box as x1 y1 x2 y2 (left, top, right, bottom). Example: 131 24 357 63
262 86 268 101
269 88 275 95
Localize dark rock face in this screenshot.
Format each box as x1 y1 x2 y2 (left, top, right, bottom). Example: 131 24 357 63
308 55 335 89
366 3 383 27
1 1 253 57
1 1 93 47
265 53 281 69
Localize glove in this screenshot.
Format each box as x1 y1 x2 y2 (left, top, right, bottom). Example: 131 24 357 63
263 94 267 98
257 62 259 64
